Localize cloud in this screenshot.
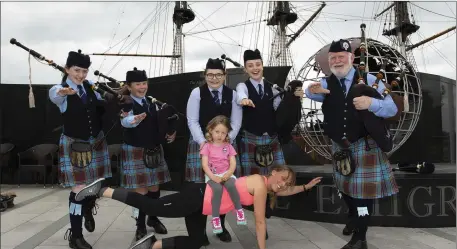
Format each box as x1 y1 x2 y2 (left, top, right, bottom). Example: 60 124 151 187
1 1 455 87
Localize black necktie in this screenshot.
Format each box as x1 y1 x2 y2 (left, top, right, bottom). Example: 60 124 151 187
141 99 150 112
77 85 87 104
212 90 220 105
340 78 346 93
258 84 263 98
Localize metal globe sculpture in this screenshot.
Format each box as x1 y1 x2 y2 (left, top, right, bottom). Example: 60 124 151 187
296 37 423 160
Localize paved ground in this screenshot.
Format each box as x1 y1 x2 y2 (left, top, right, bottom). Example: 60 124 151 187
1 185 455 249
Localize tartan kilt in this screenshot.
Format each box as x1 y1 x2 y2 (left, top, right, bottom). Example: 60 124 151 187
332 137 399 199
185 136 241 183
58 131 112 187
120 143 171 189
237 130 285 177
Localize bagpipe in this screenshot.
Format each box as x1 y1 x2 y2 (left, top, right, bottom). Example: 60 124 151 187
10 38 127 106
392 162 435 174
222 54 303 144
346 24 406 152
10 38 182 168
93 68 183 145
264 77 303 144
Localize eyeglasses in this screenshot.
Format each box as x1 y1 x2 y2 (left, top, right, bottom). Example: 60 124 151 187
206 73 224 79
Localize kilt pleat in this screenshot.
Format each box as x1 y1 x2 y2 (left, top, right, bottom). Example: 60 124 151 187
120 143 171 189
185 136 241 183
238 130 285 176
58 131 112 187
332 137 399 199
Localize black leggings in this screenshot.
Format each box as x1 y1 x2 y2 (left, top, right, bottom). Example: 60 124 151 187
111 183 207 249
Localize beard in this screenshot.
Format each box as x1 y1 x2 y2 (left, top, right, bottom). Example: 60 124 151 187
330 62 352 78
330 55 353 78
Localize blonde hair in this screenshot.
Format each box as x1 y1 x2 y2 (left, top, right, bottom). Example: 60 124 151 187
204 115 232 143
267 165 296 210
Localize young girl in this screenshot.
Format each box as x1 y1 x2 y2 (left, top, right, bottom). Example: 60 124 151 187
119 67 173 241
201 115 246 234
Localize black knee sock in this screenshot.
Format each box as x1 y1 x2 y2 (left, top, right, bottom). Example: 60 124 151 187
353 215 370 241
83 196 96 217
69 192 84 238
146 191 160 221
136 210 146 229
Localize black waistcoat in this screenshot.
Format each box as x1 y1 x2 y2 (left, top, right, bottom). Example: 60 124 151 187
198 84 233 134
321 70 368 144
62 81 103 140
123 98 160 148
242 79 275 136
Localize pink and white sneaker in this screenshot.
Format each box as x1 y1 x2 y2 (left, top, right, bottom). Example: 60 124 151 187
236 209 247 225
212 217 223 234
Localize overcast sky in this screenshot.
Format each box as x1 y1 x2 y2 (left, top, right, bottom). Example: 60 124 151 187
1 1 456 87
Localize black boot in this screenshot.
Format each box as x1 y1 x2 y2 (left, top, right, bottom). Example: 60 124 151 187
83 196 97 233
65 229 93 249
145 191 168 234
135 210 148 241
216 214 232 242
341 238 368 249
67 192 92 249
343 221 355 236
342 216 369 249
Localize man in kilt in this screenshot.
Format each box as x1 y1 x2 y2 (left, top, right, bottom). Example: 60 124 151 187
185 58 242 243
305 39 399 249
49 50 112 249
119 68 174 241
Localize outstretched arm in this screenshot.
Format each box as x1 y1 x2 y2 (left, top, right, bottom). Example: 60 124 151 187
275 177 322 197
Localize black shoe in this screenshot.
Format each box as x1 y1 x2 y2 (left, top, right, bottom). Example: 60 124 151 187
75 178 105 202
147 216 168 234
341 239 368 249
216 229 232 242
342 223 354 236
65 229 92 249
266 230 269 240
84 201 98 233
135 227 148 241
128 232 157 249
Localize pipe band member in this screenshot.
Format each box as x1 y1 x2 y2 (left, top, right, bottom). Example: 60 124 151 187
185 57 242 243
305 39 399 249
74 166 322 249
120 67 174 241
235 49 304 177
49 50 112 249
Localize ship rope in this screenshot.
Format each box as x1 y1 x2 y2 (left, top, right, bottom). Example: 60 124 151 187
97 4 125 78
105 2 171 75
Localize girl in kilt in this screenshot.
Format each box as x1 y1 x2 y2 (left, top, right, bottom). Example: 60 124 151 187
235 49 304 240
235 49 303 176
119 68 175 241
185 58 242 243
48 50 112 249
